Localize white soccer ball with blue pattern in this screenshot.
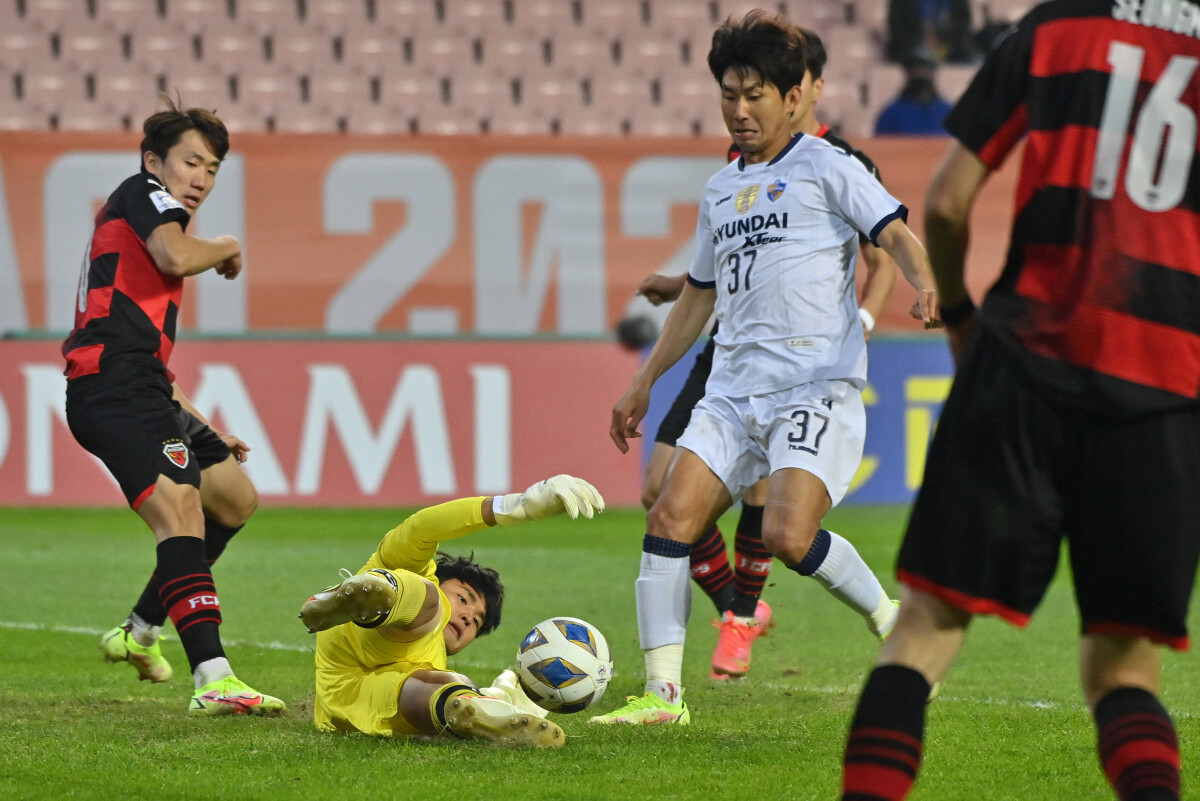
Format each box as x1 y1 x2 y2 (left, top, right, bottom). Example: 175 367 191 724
514 616 613 713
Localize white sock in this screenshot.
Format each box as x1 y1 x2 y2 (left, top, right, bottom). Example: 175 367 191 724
810 530 890 626
127 613 162 648
635 550 691 651
193 657 233 689
644 644 685 700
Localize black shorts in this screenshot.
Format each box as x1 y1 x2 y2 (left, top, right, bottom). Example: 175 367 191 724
898 328 1200 650
66 371 230 509
655 337 715 446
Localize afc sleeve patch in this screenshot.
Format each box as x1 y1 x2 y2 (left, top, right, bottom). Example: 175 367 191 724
149 189 184 213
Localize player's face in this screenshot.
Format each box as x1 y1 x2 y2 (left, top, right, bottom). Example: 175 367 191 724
143 129 221 213
441 578 487 655
791 70 824 134
720 67 802 164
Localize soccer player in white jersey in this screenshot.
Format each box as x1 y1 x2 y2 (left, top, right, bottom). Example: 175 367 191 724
594 10 940 725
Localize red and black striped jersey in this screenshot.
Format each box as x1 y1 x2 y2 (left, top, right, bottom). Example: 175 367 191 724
947 0 1200 411
62 171 191 382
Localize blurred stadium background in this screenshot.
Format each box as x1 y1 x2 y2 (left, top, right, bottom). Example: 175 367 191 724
0 0 1036 510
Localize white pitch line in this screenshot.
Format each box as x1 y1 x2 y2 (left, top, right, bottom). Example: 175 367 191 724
4 620 1193 718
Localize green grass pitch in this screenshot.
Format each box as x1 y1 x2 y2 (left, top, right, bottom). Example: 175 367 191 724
0 504 1196 800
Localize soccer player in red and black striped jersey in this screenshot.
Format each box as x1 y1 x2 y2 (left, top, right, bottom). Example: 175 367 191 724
63 98 284 717
842 3 1199 799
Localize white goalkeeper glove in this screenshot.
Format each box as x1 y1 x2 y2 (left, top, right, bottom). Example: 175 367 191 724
492 474 605 527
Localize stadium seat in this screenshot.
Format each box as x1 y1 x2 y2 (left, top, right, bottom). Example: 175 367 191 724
165 0 234 34
340 20 405 74
580 0 646 37
863 62 904 115
380 72 443 118
273 101 342 132
481 33 549 80
55 97 123 131
554 102 625 136
23 0 77 31
21 66 88 115
513 0 579 35
408 33 475 76
303 0 370 34
549 31 618 80
199 19 268 70
618 33 686 79
374 0 440 35
236 62 301 118
307 64 375 115
523 74 581 116
272 24 337 71
131 24 195 73
450 69 513 116
0 103 45 130
486 101 552 135
93 65 162 121
647 0 714 37
163 69 228 111
417 102 480 135
58 18 127 72
93 0 161 31
344 100 407 134
443 0 511 36
0 27 48 71
627 103 689 137
236 0 302 33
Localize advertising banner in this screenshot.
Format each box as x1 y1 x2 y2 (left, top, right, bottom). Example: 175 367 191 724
0 133 1018 338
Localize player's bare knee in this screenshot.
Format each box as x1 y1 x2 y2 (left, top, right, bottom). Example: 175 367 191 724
640 483 661 512
645 497 698 543
761 522 817 564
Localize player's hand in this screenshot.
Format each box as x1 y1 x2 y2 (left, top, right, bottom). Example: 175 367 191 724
215 252 242 280
610 384 650 454
911 289 942 329
217 432 251 463
493 475 606 526
637 273 686 306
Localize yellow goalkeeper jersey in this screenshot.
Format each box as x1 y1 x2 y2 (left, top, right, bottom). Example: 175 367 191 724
313 497 487 736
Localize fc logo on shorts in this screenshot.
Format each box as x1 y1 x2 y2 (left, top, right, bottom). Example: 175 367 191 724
162 439 189 468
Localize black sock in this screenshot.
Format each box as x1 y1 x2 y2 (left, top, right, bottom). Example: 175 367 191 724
689 525 734 614
842 665 929 801
156 536 225 672
130 520 244 627
1095 687 1180 801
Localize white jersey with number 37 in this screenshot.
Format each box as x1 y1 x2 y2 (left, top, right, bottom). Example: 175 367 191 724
688 133 906 396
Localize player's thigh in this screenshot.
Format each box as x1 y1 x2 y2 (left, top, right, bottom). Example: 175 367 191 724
1067 404 1200 649
742 478 769 506
396 669 475 735
762 379 864 508
676 393 767 503
200 455 258 527
898 336 1064 623
65 374 202 508
648 446 734 542
760 467 833 563
136 475 206 543
641 442 676 511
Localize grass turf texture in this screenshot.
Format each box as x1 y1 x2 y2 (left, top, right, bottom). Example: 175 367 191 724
0 504 1196 801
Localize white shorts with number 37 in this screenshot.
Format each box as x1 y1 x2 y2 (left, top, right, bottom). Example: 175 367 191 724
675 379 865 507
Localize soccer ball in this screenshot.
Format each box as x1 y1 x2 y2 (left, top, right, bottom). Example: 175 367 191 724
514 616 613 714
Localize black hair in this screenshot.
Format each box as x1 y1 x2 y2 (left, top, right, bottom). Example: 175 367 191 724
140 92 229 167
708 9 808 97
801 27 827 79
435 551 504 636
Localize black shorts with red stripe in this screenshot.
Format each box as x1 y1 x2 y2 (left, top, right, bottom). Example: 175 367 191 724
65 369 229 509
898 326 1200 650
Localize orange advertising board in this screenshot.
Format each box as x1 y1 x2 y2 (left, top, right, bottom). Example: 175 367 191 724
0 132 1019 338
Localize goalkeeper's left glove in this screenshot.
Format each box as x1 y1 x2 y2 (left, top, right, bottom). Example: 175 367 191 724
493 475 605 527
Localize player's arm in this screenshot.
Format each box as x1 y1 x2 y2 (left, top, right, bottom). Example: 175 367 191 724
925 142 992 362
637 272 687 306
376 477 605 569
875 218 940 328
610 280 716 453
170 383 251 463
145 222 242 279
857 243 897 340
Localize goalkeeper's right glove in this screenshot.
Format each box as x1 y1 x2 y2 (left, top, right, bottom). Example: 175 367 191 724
492 474 605 527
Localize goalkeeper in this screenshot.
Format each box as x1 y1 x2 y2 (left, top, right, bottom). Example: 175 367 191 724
299 475 604 748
